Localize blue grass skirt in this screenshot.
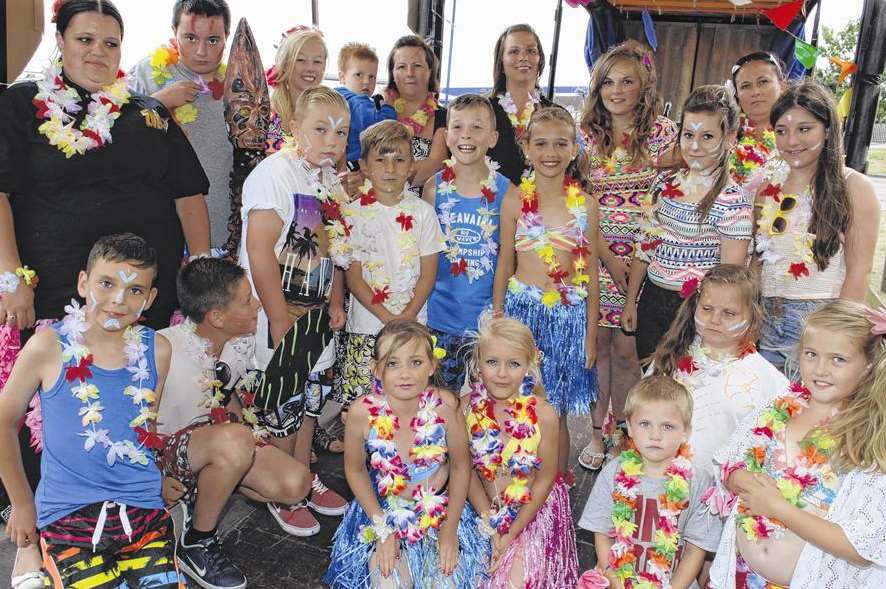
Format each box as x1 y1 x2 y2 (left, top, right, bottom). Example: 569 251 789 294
505 278 598 415
323 496 490 588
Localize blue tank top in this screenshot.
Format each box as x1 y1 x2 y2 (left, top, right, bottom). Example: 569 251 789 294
427 171 508 334
36 323 163 528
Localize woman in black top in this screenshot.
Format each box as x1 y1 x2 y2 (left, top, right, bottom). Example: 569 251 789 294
0 0 210 332
385 35 447 194
487 24 554 185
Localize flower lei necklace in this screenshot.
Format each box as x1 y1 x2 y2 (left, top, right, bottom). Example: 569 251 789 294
755 170 815 281
352 180 417 307
60 299 157 466
299 157 352 260
674 337 756 388
465 382 541 534
518 173 591 307
498 90 540 140
437 157 499 282
359 387 449 544
149 43 227 125
736 382 837 542
388 90 438 136
729 116 777 184
610 442 693 589
34 61 130 158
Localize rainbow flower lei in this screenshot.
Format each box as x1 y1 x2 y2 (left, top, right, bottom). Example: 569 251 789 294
436 157 499 282
465 382 541 535
609 442 693 589
34 61 130 159
498 90 540 140
729 116 777 185
148 43 227 125
360 387 449 544
518 173 591 307
388 91 438 136
754 167 816 282
61 299 158 465
736 382 837 542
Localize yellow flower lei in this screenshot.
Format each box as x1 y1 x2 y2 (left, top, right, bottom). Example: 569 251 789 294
149 44 227 125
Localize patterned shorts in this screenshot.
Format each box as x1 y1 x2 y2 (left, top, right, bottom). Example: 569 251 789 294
41 503 183 588
333 332 377 409
157 422 205 504
429 328 473 393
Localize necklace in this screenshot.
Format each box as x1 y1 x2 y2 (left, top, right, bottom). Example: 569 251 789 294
737 382 837 542
149 44 226 125
609 443 693 589
674 337 756 389
754 166 815 281
61 299 156 466
437 158 499 282
34 61 130 158
730 116 777 184
518 173 591 307
360 387 448 544
388 91 437 136
498 90 540 140
465 382 541 535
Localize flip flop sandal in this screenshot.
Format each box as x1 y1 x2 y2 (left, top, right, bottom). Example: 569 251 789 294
578 426 607 471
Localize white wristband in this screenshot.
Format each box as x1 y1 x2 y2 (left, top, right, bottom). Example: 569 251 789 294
0 272 20 295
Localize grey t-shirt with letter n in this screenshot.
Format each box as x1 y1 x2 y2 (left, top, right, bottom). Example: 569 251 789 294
579 457 723 585
130 57 234 250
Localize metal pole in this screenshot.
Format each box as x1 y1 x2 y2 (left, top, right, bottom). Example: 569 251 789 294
311 0 319 27
547 0 564 100
443 0 457 102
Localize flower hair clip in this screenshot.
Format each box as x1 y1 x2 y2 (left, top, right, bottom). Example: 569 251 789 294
679 277 700 299
867 307 886 336
265 65 279 88
430 336 447 360
641 52 655 72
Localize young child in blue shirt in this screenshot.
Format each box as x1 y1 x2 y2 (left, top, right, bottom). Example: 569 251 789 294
422 94 516 392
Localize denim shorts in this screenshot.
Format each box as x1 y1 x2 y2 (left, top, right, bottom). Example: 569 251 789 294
760 297 830 380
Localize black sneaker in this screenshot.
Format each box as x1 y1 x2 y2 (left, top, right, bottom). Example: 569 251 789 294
177 534 247 589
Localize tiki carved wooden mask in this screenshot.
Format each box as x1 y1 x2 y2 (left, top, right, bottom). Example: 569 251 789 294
223 18 270 150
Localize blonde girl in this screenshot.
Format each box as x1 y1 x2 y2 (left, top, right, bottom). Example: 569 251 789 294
493 105 599 474
464 316 578 588
709 300 886 588
576 40 678 471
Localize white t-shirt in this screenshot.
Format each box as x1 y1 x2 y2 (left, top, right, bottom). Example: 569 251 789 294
335 194 444 335
238 151 343 368
156 323 255 435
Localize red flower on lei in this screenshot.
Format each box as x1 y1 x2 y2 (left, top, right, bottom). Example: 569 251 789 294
676 356 698 374
65 354 94 382
396 212 414 231
788 262 810 280
661 181 684 199
372 286 390 304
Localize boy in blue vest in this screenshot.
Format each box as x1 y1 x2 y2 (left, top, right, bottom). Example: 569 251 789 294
0 233 183 588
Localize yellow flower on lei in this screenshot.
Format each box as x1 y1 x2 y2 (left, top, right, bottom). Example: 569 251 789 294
776 478 804 505
373 414 396 440
622 458 644 477
174 103 199 124
150 45 179 86
541 290 560 308
654 528 680 554
614 517 638 537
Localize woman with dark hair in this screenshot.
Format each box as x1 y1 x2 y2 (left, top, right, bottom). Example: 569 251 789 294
385 35 447 193
753 79 879 378
0 2 209 582
486 24 554 185
729 51 786 188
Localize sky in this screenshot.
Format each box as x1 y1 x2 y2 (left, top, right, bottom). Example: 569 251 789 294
23 0 866 91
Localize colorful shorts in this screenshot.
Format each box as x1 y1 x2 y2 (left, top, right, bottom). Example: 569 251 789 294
333 332 377 409
157 422 205 503
735 553 788 589
41 503 183 588
760 297 829 380
429 328 473 393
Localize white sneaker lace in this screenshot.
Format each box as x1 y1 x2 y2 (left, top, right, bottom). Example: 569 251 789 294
311 475 329 496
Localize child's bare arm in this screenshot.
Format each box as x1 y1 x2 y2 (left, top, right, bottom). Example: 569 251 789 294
343 399 385 520
399 253 437 320
329 269 347 330
492 185 519 313
669 542 707 589
421 176 437 208
344 263 397 324
0 330 58 545
245 210 289 346
437 390 468 575
593 532 614 575
583 192 600 367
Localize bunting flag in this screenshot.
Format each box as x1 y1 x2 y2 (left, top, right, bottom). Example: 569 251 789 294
831 56 858 84
762 0 805 31
641 9 658 51
836 88 853 121
793 38 820 69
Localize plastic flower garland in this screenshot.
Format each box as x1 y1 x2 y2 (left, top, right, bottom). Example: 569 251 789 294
359 388 448 544
736 382 836 542
34 61 130 158
673 337 757 389
388 91 438 136
518 173 591 307
755 175 815 281
437 157 499 282
149 43 227 125
498 91 540 140
609 442 693 589
729 117 777 184
61 299 157 466
465 382 541 535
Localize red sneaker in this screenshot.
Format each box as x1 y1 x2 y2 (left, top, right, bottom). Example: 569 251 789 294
307 474 348 516
267 501 320 537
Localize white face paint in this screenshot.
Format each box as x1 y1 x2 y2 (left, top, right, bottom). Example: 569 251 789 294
118 270 137 284
89 291 99 311
103 318 121 330
113 287 125 305
691 140 700 150
786 114 792 123
689 121 703 131
694 315 749 336
137 300 146 319
327 115 344 130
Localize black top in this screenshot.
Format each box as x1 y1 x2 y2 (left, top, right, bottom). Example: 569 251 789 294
487 93 554 186
0 79 209 328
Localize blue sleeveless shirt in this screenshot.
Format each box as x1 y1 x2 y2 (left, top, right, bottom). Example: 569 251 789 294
36 323 163 528
427 171 508 334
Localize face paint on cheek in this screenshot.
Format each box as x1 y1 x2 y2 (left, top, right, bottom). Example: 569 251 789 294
137 300 146 319
725 319 749 334
89 292 99 311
